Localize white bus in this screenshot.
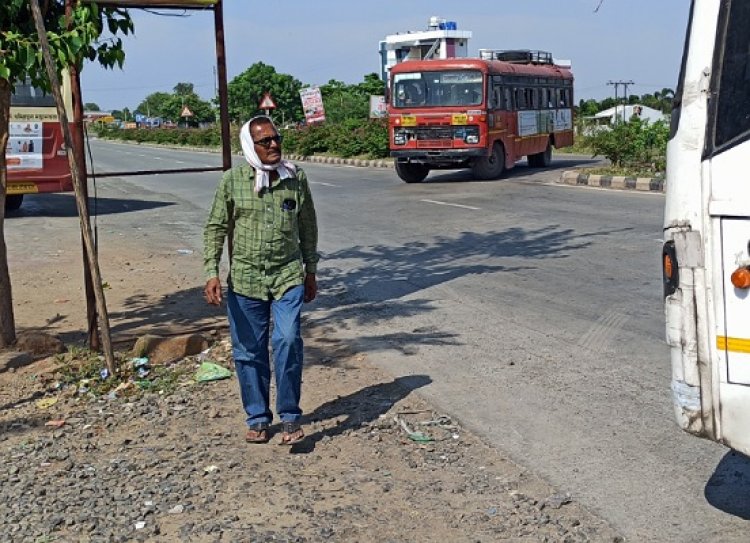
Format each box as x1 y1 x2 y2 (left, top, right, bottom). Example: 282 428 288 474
664 0 750 455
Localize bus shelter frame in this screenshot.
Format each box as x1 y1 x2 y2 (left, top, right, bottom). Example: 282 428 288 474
71 0 232 348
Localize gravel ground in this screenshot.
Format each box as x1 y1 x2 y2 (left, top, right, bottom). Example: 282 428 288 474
0 334 622 543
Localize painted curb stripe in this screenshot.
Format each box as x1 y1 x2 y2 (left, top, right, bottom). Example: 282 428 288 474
717 336 750 354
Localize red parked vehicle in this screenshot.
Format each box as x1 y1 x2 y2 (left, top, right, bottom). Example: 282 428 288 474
5 76 73 210
388 50 574 183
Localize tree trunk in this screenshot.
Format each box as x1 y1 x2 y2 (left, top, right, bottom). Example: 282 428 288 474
0 78 17 347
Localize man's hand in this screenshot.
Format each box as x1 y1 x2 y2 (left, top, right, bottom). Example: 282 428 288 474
204 277 223 305
304 273 317 303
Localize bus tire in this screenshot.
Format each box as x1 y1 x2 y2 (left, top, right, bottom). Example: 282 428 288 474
395 162 429 183
471 142 505 180
528 140 552 168
4 195 23 211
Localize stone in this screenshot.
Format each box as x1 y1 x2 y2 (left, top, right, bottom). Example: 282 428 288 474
131 334 210 364
15 331 65 356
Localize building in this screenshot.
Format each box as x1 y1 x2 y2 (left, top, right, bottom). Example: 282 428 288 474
591 104 666 125
379 16 472 82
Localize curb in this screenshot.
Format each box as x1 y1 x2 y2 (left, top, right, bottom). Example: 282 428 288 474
560 170 665 193
285 154 394 169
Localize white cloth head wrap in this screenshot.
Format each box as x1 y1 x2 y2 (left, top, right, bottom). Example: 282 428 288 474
239 116 297 193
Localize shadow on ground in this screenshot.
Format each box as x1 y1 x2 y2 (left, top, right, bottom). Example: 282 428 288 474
290 374 432 453
5 193 174 219
705 449 750 519
424 157 602 184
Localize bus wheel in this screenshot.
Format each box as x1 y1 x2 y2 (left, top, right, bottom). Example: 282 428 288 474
528 140 552 168
471 143 505 180
4 195 23 211
395 162 429 183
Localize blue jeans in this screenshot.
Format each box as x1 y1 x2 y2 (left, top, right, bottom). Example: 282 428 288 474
226 285 304 427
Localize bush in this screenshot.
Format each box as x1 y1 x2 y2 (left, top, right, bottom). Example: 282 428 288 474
94 119 389 160
586 117 668 175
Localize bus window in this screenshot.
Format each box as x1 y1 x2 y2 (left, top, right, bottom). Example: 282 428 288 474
712 0 750 151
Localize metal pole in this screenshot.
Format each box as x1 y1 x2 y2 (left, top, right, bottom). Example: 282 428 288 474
66 0 99 350
213 0 231 170
30 0 115 374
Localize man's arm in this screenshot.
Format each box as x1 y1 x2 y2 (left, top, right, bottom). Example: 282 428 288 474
297 169 319 303
297 169 319 275
203 172 232 304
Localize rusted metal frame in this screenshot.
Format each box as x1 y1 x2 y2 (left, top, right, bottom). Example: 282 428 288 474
92 165 225 178
214 0 231 171
67 0 100 349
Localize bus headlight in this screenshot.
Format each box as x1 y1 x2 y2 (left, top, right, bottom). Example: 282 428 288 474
463 126 479 144
393 129 409 145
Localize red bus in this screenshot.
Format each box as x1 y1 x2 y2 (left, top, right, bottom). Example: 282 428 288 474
5 76 73 210
388 50 574 183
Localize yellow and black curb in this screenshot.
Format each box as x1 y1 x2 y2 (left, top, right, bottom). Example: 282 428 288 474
560 170 665 193
285 154 394 169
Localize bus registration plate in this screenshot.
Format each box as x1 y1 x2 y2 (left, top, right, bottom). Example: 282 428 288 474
400 115 417 127
7 183 38 195
451 114 468 125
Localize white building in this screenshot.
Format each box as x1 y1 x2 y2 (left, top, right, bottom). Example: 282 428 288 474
379 16 472 81
592 104 666 125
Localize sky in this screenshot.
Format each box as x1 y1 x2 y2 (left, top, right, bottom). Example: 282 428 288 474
80 0 692 112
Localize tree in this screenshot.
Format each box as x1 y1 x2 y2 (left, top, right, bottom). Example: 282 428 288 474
136 85 215 125
84 102 101 111
0 1 132 347
173 82 194 96
227 62 303 125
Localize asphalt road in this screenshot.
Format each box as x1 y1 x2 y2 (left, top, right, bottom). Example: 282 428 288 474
21 140 750 541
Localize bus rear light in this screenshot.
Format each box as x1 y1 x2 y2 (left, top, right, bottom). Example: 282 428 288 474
662 241 679 297
731 267 750 289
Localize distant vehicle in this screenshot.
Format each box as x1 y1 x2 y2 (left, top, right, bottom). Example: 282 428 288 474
663 0 750 455
387 50 574 183
6 75 73 210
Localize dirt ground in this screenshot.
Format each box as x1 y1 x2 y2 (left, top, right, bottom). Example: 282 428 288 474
0 201 622 542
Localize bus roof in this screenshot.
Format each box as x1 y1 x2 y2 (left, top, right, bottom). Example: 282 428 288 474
390 58 573 80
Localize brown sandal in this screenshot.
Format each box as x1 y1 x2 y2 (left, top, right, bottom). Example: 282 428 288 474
278 422 304 445
245 423 270 444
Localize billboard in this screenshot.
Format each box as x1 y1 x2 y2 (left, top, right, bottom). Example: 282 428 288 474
7 121 43 171
299 87 326 124
369 95 387 119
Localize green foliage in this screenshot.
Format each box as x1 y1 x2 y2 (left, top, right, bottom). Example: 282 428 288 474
94 124 241 153
84 102 100 111
282 118 388 159
0 1 133 88
586 116 668 174
227 62 303 124
135 86 214 125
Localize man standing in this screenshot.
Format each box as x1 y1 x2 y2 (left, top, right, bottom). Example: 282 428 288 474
203 116 319 445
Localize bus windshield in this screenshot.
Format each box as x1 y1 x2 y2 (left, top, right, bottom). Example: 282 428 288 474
393 70 483 108
11 81 55 108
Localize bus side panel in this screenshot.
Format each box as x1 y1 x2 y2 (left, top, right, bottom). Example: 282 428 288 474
8 122 72 194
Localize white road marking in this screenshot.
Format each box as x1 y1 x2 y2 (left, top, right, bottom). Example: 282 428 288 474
310 181 338 187
420 199 481 211
174 160 186 164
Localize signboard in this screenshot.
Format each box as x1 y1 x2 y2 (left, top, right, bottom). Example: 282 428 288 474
7 121 43 171
299 87 325 124
369 95 387 119
180 105 194 117
259 93 276 110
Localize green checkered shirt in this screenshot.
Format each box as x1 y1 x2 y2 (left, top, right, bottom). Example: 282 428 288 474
203 164 319 300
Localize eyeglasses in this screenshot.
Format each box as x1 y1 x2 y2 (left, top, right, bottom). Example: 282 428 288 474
253 134 283 148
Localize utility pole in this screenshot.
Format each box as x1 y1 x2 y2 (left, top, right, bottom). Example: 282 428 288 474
607 80 634 124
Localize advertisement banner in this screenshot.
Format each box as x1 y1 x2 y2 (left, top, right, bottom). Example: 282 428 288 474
299 87 326 124
369 95 387 119
7 121 43 171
